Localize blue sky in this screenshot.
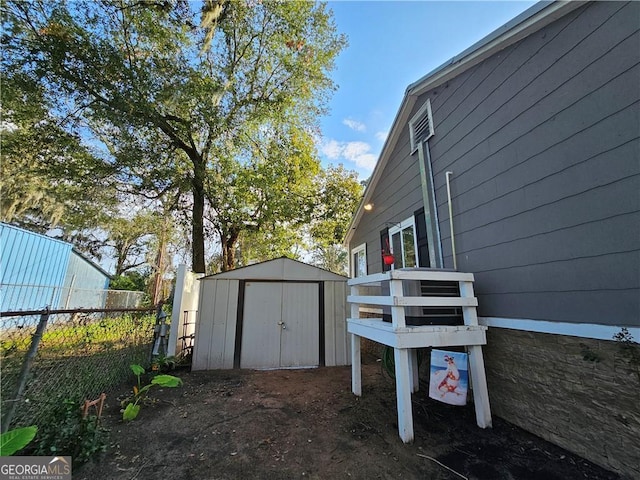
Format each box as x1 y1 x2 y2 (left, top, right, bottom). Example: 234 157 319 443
319 1 537 179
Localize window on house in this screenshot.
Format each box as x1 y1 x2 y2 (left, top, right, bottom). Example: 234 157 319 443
409 99 434 153
351 243 367 278
389 218 418 268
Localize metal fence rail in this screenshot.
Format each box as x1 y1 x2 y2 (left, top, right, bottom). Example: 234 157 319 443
0 283 145 312
0 306 156 432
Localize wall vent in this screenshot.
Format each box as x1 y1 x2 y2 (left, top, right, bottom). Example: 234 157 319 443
409 99 434 152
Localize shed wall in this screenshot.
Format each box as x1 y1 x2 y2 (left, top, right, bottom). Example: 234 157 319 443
193 278 349 370
192 278 239 370
324 281 350 367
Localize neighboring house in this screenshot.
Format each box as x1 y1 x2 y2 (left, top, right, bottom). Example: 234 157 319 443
345 1 639 477
0 222 111 312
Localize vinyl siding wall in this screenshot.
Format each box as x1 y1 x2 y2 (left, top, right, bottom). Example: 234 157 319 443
354 1 639 327
349 124 424 274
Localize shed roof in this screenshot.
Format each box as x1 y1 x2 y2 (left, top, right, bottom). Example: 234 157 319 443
200 257 347 282
344 0 584 245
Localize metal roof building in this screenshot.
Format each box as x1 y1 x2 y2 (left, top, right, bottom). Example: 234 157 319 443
0 223 111 312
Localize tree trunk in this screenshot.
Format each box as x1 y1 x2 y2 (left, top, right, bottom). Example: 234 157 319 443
191 160 206 274
221 230 239 272
115 249 127 277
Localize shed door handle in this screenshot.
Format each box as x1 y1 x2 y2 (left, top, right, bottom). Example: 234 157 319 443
278 321 286 329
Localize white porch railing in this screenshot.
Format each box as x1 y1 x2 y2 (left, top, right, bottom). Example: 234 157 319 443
347 268 492 443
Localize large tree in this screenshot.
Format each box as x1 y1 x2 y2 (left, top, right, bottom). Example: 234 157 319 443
206 123 320 270
3 0 346 273
0 72 117 232
308 165 363 274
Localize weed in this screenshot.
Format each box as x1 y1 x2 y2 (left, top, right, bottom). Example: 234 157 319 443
579 343 601 363
32 398 108 467
151 354 177 373
122 364 182 421
613 327 640 383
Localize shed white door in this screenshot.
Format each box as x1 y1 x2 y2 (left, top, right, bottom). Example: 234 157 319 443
240 282 319 369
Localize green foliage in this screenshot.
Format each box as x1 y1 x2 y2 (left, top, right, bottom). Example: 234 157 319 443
1 314 155 431
0 426 37 456
3 0 347 273
307 165 363 274
151 354 177 373
0 72 117 232
151 375 183 388
613 327 640 382
122 364 182 421
1 314 155 357
110 271 150 292
102 212 165 276
122 403 140 422
224 163 363 272
130 364 146 378
33 399 107 467
310 165 364 246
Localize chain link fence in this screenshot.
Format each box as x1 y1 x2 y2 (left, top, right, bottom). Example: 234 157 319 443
1 307 156 432
1 283 146 311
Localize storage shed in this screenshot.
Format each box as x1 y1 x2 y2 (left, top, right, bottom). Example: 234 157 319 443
192 257 349 371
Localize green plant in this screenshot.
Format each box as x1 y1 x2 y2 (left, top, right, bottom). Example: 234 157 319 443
613 327 640 382
151 354 177 373
381 347 424 378
580 343 602 363
0 425 37 455
122 364 182 421
33 399 107 467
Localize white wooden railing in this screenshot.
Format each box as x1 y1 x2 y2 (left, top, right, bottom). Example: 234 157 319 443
347 268 492 443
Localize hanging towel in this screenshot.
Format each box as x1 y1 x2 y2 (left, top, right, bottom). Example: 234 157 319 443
429 349 468 406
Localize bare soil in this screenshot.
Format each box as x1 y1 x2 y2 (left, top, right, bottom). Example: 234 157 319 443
76 355 619 480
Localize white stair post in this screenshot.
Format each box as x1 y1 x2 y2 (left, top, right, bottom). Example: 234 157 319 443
350 284 362 397
459 279 492 428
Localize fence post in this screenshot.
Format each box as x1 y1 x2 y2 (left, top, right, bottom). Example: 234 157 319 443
1 308 50 433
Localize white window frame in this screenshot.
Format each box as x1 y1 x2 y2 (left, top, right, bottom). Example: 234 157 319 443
351 243 367 278
388 217 418 269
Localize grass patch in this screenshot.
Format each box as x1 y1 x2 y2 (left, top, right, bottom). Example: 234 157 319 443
1 313 155 430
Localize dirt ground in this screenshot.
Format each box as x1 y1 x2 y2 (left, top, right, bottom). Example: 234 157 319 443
76 355 620 480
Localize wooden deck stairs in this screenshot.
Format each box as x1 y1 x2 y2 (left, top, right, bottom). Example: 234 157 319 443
347 268 492 443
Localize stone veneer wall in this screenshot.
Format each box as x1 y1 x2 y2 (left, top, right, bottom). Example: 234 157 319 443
482 328 639 479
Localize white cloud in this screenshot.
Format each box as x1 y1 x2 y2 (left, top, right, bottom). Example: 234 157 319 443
342 118 366 132
320 139 343 160
375 130 388 142
320 139 378 172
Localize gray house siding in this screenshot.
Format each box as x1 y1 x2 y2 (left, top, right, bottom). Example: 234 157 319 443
346 3 639 476
350 124 424 273
354 1 639 326
431 1 639 326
